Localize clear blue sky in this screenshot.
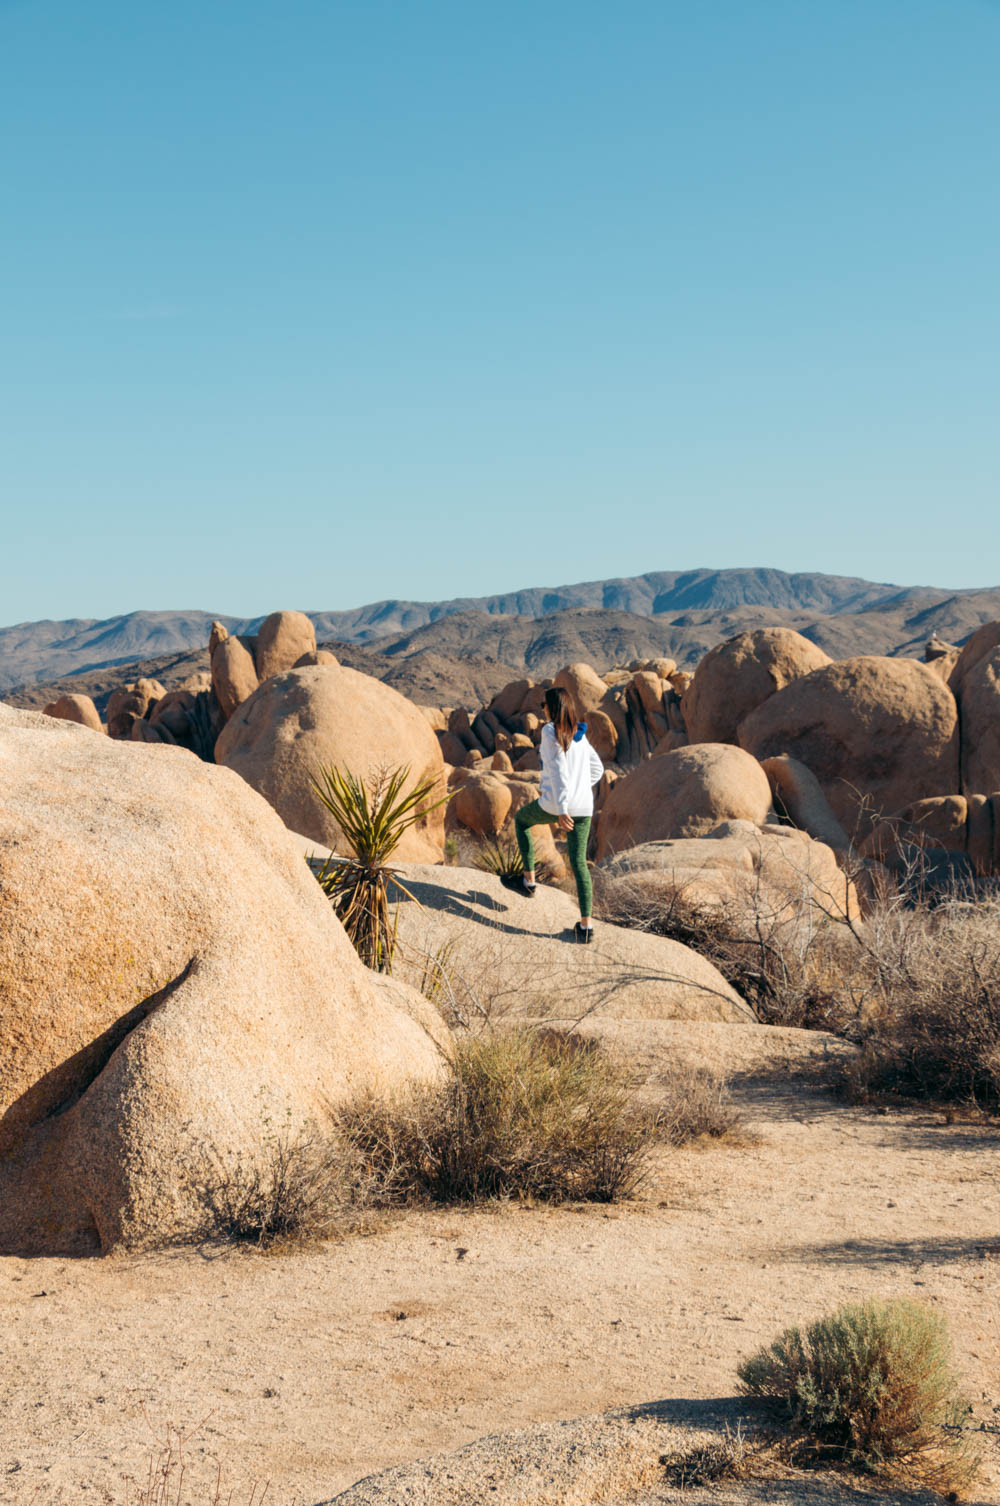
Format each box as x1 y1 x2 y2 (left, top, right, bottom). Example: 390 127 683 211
2 0 997 625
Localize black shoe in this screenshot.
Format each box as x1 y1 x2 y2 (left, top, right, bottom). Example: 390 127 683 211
500 874 536 898
575 922 594 943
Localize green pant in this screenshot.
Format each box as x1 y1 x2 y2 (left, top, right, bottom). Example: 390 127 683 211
514 800 593 918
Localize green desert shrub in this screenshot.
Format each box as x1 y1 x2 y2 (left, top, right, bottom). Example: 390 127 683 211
738 1298 973 1488
312 763 450 972
334 1026 655 1205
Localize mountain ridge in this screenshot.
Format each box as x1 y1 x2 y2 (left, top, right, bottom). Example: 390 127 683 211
3 568 999 700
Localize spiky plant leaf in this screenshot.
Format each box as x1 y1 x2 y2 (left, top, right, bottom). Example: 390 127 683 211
311 763 451 972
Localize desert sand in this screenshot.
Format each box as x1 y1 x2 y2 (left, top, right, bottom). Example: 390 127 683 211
4 1022 997 1505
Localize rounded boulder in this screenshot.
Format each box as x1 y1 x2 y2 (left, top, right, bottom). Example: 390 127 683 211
595 743 773 860
254 610 317 683
738 656 960 836
552 663 610 719
215 665 446 862
0 704 445 1254
42 694 103 733
451 771 513 836
683 628 830 745
211 636 259 719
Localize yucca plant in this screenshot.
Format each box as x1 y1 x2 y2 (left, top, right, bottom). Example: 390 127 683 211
472 832 525 878
312 764 450 972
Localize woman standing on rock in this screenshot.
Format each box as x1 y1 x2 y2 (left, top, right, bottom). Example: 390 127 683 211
503 685 604 941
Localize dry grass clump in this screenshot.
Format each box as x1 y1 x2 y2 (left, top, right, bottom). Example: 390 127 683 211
190 1123 352 1250
738 1298 977 1492
334 1027 656 1205
190 1030 657 1248
657 1065 744 1146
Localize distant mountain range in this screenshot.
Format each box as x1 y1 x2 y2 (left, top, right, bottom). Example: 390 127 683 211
4 567 1000 708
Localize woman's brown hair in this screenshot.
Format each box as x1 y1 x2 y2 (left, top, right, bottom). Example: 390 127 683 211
544 685 577 752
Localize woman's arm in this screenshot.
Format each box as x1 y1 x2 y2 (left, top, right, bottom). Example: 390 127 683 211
587 741 605 785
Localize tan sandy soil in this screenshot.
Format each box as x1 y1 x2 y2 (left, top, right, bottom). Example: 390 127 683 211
3 1024 998 1506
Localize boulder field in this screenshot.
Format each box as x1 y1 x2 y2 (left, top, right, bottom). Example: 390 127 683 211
32 609 1000 876
430 621 1000 868
0 704 446 1255
738 655 960 838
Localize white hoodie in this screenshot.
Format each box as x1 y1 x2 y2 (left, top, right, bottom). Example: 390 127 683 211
539 722 605 818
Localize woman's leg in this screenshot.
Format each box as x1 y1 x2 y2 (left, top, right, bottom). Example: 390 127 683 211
566 817 593 923
514 799 552 884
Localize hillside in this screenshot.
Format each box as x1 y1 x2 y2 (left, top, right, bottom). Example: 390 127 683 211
5 569 1000 709
0 567 943 692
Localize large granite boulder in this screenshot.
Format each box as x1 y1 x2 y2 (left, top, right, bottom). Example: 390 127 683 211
683 628 830 745
215 665 446 862
0 704 445 1255
738 656 959 837
595 744 773 861
598 823 860 927
293 849 754 1026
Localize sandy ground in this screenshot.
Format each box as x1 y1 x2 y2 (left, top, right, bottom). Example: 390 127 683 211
3 1024 998 1506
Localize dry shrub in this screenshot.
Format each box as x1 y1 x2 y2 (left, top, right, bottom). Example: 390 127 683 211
658 1065 744 1146
660 1420 762 1489
187 1050 739 1249
191 1123 351 1250
601 847 1000 1111
116 1415 269 1505
334 1027 656 1205
841 890 1000 1109
598 867 859 1032
738 1298 977 1492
